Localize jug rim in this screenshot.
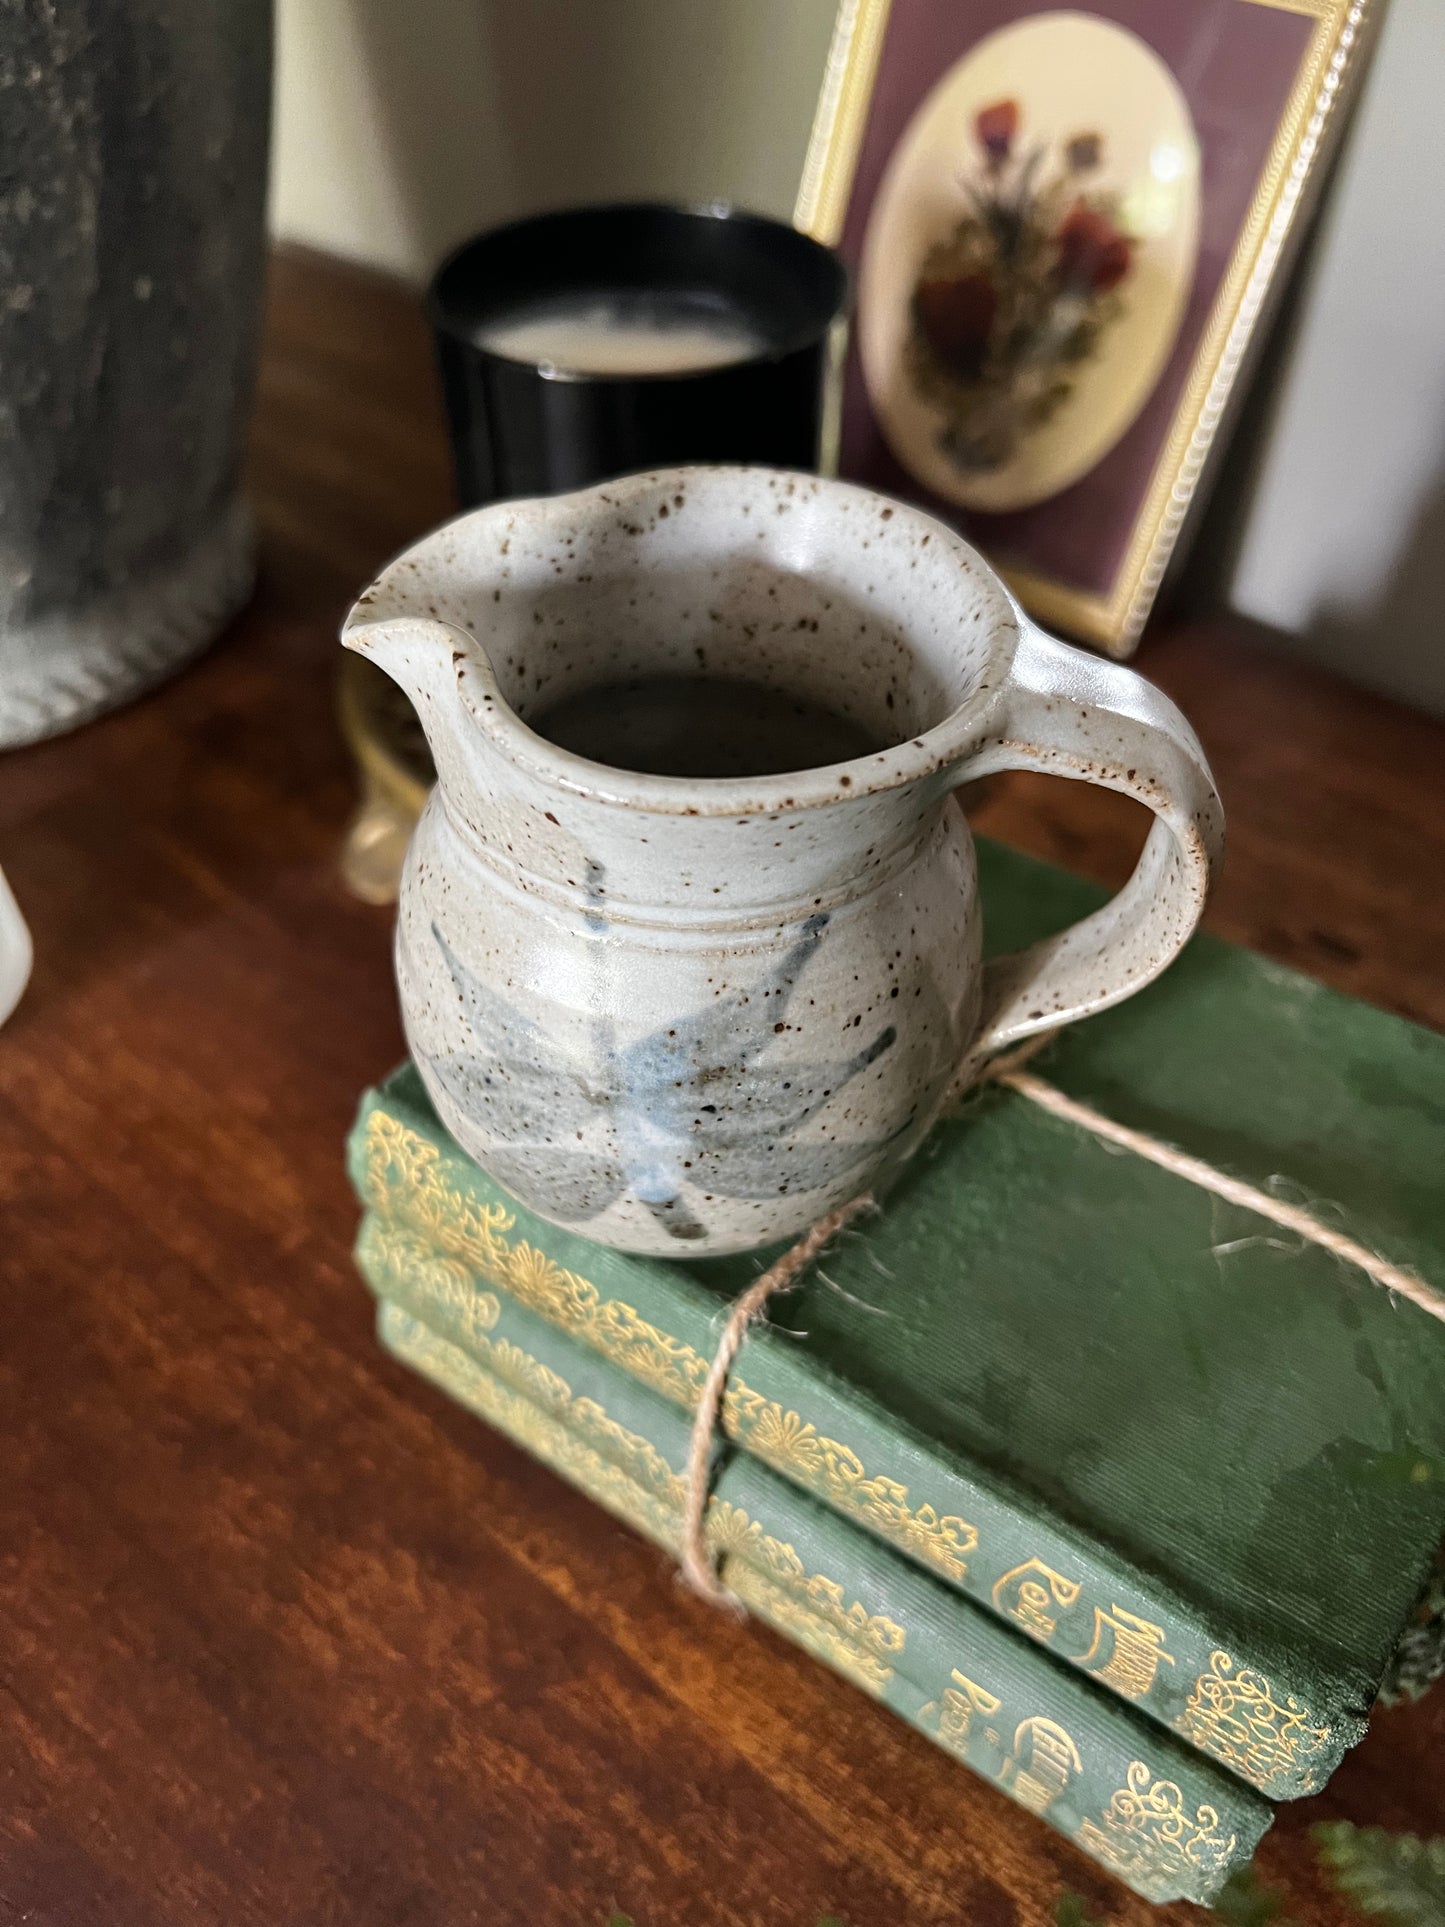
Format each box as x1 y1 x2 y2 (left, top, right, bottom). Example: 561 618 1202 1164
342 467 1022 818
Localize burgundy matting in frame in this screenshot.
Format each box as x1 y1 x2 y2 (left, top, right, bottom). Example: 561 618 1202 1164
796 0 1375 653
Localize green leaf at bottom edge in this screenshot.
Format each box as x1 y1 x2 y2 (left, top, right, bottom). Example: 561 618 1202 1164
1055 1897 1104 1927
1314 1822 1445 1927
1210 1863 1298 1926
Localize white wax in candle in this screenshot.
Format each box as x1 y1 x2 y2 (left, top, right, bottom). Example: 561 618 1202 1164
474 293 764 376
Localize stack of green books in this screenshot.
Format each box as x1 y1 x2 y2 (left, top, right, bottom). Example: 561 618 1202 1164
347 840 1445 1909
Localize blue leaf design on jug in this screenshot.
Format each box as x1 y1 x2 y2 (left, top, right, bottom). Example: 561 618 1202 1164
423 915 900 1241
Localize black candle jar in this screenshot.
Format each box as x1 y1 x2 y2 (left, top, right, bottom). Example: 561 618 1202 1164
427 202 849 506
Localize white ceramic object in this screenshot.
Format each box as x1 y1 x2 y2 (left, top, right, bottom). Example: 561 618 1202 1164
344 467 1222 1257
0 864 32 1028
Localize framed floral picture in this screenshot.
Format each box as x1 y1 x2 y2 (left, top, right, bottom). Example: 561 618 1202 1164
795 0 1376 654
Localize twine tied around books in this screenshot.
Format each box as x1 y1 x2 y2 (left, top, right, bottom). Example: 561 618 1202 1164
678 1034 1445 1611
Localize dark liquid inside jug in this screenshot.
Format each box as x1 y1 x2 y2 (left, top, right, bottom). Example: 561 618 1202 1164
531 674 888 780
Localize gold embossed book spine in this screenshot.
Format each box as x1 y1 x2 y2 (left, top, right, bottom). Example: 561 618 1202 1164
362 1236 1271 1908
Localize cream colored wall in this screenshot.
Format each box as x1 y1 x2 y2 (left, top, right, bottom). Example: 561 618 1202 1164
270 0 839 283
1222 0 1445 715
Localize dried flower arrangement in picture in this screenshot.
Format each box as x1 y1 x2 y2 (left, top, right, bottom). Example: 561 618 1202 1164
906 100 1135 473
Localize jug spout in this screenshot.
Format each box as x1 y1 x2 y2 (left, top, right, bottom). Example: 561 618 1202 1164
341 612 485 794
342 610 464 711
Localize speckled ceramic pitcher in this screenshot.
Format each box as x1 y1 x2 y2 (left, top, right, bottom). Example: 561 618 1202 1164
344 467 1222 1257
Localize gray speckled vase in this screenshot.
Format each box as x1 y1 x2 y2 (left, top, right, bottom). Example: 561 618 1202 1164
0 0 271 748
344 468 1223 1258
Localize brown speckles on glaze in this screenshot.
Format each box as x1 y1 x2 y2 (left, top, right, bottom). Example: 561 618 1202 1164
342 464 1222 1256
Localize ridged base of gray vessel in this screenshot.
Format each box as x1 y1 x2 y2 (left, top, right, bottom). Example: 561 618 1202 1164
0 497 256 749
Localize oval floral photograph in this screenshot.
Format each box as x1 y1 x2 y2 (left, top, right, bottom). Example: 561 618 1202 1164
858 12 1201 514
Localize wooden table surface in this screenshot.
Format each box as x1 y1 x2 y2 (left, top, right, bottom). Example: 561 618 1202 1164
0 247 1441 1927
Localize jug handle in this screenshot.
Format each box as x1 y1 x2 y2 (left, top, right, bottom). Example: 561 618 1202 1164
953 618 1223 1075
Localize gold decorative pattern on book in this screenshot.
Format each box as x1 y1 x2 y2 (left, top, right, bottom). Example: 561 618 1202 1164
991 1558 1083 1640
722 1388 978 1580
361 1109 979 1581
1174 1650 1333 1796
1073 1761 1238 1905
369 1279 906 1696
999 1717 1084 1817
930 1669 1003 1758
1075 1606 1176 1701
364 1218 506 1350
725 1563 898 1692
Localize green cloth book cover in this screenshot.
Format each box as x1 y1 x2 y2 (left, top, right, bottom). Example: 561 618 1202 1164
357 1207 1272 1906
348 838 1445 1802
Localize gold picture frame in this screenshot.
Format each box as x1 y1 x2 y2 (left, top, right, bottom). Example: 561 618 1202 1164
795 0 1377 655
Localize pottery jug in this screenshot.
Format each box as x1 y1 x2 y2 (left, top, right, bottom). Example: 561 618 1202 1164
344 468 1222 1257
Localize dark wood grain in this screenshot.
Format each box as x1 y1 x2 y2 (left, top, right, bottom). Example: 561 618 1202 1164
0 244 1440 1927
